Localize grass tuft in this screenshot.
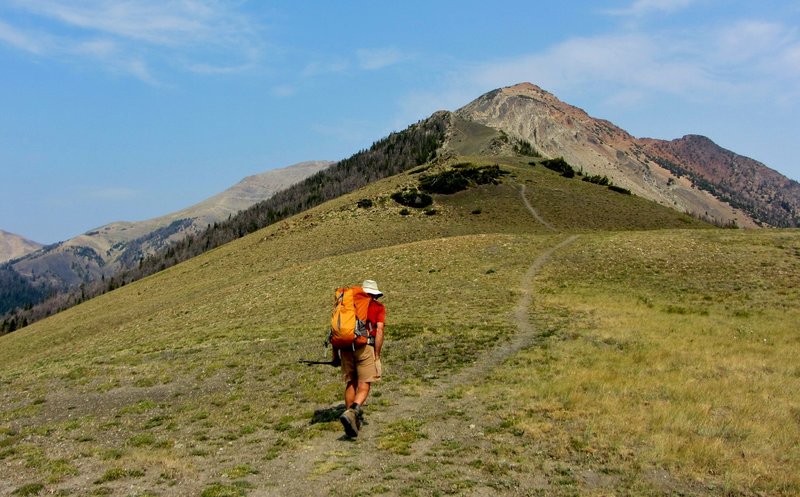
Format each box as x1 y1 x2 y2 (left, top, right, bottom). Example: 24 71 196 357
12 483 44 496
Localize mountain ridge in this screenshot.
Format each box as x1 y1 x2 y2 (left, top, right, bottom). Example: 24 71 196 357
639 134 800 227
455 82 799 228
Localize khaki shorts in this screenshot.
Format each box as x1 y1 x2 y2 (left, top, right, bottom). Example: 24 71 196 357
340 345 381 384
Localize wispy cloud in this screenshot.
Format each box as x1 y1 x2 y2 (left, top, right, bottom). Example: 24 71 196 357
0 17 46 53
356 47 407 70
607 0 697 16
469 33 722 99
0 0 263 83
271 84 296 98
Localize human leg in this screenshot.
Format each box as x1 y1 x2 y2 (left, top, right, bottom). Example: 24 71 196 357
344 381 356 407
353 381 370 406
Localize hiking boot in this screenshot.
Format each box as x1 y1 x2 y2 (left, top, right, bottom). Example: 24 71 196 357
339 408 359 438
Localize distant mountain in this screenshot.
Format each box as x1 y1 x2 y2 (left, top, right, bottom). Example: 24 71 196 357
0 230 42 264
455 83 799 227
639 135 800 227
4 160 332 303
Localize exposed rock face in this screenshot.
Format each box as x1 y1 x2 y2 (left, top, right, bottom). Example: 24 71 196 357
0 230 43 264
8 160 333 291
454 82 800 227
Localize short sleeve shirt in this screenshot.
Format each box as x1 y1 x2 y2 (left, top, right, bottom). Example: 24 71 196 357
367 300 385 335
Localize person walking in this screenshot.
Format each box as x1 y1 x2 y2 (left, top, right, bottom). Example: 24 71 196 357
333 279 385 437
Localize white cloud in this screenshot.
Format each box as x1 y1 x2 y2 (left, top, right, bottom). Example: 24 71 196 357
271 84 296 97
11 0 235 46
0 17 46 53
608 0 697 16
715 20 797 63
470 33 721 98
356 47 407 70
0 0 263 82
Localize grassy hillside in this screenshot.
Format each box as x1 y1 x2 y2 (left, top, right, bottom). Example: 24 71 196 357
1 157 797 496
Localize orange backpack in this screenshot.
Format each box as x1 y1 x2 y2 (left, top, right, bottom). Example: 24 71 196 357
329 286 371 348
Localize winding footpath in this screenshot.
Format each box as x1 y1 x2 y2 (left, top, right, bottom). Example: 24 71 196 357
256 182 578 495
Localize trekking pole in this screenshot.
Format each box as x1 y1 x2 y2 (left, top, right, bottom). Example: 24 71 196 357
298 359 337 366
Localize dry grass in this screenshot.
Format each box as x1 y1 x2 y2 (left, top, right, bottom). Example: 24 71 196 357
0 154 794 496
474 229 800 495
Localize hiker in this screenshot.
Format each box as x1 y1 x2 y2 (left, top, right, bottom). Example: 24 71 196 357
331 279 385 437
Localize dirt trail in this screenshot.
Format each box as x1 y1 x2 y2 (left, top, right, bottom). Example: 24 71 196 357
517 183 556 232
252 188 578 496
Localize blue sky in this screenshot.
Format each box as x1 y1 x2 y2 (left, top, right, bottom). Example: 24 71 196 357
1 0 798 243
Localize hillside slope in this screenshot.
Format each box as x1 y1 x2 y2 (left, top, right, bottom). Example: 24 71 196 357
3 151 798 495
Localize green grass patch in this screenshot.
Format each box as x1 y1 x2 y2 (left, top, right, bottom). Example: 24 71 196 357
127 433 156 447
12 483 44 496
200 483 246 497
94 467 145 484
378 420 427 455
222 463 259 478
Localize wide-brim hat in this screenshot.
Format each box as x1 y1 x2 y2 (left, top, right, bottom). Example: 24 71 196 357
362 280 383 296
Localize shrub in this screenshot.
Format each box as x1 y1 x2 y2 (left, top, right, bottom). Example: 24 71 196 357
419 169 470 194
608 185 632 195
419 165 508 194
513 139 541 157
541 158 575 178
356 198 373 208
582 175 610 186
399 208 410 216
390 189 433 208
423 209 437 216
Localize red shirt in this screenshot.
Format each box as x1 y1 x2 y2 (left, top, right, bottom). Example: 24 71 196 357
366 300 385 335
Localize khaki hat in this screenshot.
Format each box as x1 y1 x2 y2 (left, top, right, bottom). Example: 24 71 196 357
362 280 383 296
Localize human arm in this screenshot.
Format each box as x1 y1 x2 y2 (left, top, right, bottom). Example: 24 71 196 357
373 322 384 359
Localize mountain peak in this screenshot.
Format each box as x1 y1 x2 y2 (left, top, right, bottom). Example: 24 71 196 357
455 83 799 228
502 82 555 99
0 230 43 264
